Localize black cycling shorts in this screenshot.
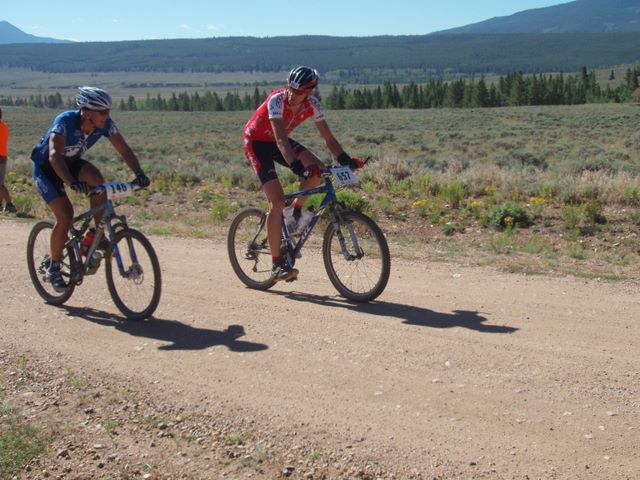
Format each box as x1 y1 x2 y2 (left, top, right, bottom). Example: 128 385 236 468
243 137 307 185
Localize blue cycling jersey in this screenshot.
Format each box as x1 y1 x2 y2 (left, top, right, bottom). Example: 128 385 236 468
31 110 119 166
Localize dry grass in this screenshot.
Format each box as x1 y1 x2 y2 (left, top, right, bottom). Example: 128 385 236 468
3 103 639 280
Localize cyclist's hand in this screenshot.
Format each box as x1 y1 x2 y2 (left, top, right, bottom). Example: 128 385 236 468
69 181 89 195
337 152 352 167
350 157 367 170
134 169 151 188
337 152 366 170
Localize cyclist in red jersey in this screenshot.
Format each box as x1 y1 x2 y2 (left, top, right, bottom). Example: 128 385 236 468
243 66 364 282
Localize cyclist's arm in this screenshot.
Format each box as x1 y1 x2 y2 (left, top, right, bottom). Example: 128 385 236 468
48 134 75 185
270 118 298 166
315 120 346 158
108 132 143 173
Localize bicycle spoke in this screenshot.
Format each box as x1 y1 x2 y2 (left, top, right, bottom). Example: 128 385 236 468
105 229 161 320
323 211 390 302
227 207 275 290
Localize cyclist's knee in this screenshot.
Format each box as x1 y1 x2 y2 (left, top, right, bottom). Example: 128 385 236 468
79 163 104 185
269 198 286 215
55 212 73 230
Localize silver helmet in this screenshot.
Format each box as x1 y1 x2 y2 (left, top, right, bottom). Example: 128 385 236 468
75 86 112 110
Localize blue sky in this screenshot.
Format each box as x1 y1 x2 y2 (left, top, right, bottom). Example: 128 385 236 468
5 1 570 42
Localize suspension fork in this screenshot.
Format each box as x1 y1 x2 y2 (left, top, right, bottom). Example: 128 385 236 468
104 215 136 276
330 207 363 261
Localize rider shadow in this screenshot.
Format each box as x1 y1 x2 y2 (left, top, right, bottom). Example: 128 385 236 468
278 291 518 334
59 305 268 352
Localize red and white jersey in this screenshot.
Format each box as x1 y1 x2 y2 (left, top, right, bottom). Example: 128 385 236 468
243 89 325 141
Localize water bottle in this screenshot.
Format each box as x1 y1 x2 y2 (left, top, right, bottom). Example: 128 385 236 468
81 228 95 256
282 205 298 234
295 207 314 235
87 250 103 275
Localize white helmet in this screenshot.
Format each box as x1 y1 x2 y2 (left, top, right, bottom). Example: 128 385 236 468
75 86 112 110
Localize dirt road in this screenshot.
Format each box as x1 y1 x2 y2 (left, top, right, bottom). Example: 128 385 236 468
2 218 639 479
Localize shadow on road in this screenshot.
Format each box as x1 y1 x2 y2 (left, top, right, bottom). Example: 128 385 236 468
277 291 518 334
59 305 269 352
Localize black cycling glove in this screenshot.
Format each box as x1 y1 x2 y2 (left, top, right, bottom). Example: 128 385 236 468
337 152 366 169
337 152 352 167
134 169 151 188
70 181 89 195
290 159 306 177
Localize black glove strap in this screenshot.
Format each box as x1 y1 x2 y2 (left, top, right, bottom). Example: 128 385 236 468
337 152 351 166
290 159 305 176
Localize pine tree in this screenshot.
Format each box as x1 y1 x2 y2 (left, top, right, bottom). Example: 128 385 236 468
474 77 489 108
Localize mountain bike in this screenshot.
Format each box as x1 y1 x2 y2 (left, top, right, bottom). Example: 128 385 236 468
227 165 390 302
26 180 162 320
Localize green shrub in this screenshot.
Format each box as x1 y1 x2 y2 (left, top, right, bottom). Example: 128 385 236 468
567 243 588 260
377 195 398 216
562 201 606 232
562 205 582 230
439 181 467 208
11 195 34 217
539 182 558 199
582 201 605 224
484 203 531 229
305 190 370 214
493 151 547 171
209 198 231 222
441 221 464 236
489 229 516 254
622 186 640 205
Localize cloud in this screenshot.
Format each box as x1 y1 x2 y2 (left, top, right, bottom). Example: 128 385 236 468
207 24 222 32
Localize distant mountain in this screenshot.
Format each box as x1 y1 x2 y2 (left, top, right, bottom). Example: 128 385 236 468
438 0 640 34
1 33 639 78
0 21 73 44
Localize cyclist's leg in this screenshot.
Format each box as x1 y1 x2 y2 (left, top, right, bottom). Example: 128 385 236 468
244 138 297 281
34 163 73 291
73 160 105 226
33 163 72 263
289 140 324 207
262 179 286 256
47 197 74 262
244 139 283 257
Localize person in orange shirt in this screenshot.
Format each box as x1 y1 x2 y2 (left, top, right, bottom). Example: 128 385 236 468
0 108 17 213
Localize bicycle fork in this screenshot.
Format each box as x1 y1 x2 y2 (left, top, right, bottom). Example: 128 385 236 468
332 213 364 261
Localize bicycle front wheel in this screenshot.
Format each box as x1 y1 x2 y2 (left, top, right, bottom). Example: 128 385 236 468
322 211 390 302
227 207 275 290
105 228 161 320
26 220 76 304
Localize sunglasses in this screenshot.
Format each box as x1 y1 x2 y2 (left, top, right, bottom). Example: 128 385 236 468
291 87 315 95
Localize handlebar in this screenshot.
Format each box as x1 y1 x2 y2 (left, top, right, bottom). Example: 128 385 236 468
320 157 370 179
90 180 143 198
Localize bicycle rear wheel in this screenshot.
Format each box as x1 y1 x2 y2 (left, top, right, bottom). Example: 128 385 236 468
227 207 275 290
105 228 161 320
26 220 76 304
322 211 390 302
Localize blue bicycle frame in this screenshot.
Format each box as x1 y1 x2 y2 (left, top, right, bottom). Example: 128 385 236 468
281 170 360 267
67 184 138 281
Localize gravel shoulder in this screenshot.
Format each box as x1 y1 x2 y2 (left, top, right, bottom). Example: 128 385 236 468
1 217 639 479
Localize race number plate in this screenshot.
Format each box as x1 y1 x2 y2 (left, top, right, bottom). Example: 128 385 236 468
330 166 358 186
104 182 133 200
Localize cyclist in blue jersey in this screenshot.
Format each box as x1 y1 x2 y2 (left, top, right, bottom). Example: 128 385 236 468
31 86 150 292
